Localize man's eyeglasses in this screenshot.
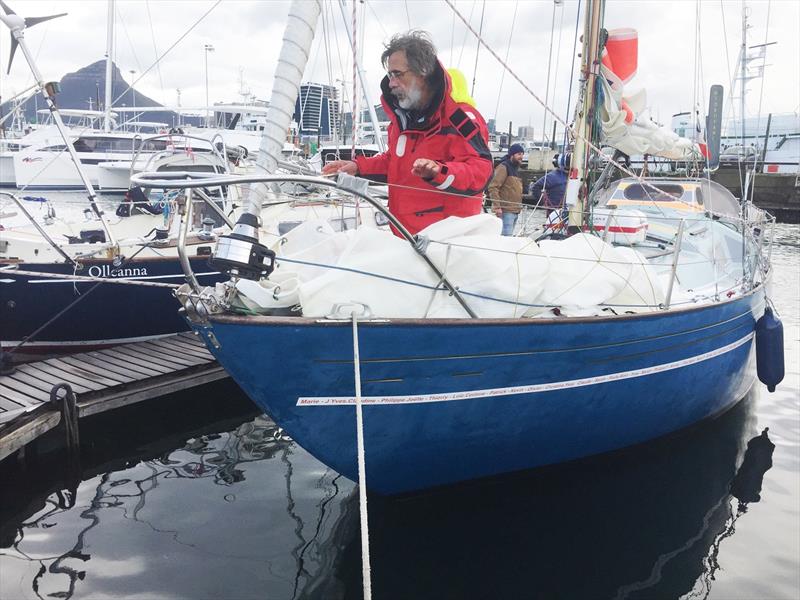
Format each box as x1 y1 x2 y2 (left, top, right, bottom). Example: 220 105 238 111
386 69 410 80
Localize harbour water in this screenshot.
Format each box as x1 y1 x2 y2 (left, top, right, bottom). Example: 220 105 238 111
1 224 798 600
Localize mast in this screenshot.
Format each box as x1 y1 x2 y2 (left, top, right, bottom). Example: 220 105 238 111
211 0 321 280
739 2 746 150
103 0 114 132
565 0 605 229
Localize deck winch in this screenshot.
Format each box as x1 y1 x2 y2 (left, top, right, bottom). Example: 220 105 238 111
210 213 275 281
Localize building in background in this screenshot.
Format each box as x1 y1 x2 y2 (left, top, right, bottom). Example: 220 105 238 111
517 125 535 140
294 83 340 140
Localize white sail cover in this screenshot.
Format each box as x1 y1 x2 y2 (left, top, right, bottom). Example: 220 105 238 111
233 214 667 318
599 29 703 161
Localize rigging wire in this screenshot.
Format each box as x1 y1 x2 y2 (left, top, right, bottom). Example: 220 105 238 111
445 0 720 215
456 0 478 68
541 0 559 148
330 1 351 151
450 2 455 65
491 2 519 122
116 2 145 124
321 2 338 145
550 1 566 147
110 0 222 108
752 0 772 175
470 0 486 97
364 1 389 39
117 3 143 74
561 0 582 150
145 0 165 95
351 0 358 159
691 0 701 139
719 0 736 132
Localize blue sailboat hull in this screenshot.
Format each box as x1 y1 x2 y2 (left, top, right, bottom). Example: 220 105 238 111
194 289 764 494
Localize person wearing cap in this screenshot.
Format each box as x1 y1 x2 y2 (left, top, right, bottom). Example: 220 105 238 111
488 143 525 235
321 31 493 236
528 151 572 214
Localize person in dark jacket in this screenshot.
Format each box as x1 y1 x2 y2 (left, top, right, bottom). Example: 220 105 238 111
529 152 571 213
321 31 493 236
488 143 525 235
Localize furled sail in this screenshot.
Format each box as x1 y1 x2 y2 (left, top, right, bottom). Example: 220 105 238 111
598 29 703 161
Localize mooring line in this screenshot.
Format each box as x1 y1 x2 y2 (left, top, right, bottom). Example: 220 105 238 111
351 312 372 600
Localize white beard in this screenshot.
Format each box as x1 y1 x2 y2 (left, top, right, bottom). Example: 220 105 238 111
396 81 423 110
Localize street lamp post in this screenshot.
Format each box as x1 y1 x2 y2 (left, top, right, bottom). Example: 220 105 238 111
204 44 215 128
129 70 136 130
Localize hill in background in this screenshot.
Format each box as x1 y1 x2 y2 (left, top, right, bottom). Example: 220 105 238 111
1 60 200 129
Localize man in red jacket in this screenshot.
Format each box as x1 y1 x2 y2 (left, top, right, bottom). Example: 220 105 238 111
321 31 493 236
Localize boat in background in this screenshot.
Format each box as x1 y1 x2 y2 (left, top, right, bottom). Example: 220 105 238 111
0 135 236 359
670 4 800 222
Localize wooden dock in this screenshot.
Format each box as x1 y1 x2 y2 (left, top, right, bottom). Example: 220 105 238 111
0 332 227 462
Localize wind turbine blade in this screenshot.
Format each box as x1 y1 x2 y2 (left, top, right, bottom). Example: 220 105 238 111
25 13 67 28
0 0 17 17
6 35 16 74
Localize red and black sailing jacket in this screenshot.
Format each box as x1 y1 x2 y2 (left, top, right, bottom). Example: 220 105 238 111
354 62 493 235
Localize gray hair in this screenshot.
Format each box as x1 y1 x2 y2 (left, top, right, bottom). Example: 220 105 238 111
381 30 438 79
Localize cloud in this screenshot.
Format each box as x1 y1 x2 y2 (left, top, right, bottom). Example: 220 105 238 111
1 0 797 133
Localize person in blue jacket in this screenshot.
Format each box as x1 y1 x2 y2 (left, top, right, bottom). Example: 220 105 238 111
529 152 571 213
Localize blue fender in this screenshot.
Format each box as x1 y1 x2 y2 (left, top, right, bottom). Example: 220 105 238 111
756 306 784 392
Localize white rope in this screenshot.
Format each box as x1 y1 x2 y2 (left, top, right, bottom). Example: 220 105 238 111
351 313 372 600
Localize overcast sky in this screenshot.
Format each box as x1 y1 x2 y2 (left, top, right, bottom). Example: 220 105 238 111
1 0 798 136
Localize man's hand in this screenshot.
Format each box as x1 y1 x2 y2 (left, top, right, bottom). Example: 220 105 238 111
411 158 441 180
321 160 358 176
493 206 503 217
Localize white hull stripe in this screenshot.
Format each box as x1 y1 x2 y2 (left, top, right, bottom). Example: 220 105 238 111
297 332 754 406
26 271 219 284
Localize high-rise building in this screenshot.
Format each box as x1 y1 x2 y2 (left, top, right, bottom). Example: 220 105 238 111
294 83 341 138
517 125 535 140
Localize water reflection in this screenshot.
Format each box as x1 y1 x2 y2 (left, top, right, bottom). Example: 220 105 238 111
3 413 280 597
324 393 769 600
730 428 775 514
0 388 779 600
